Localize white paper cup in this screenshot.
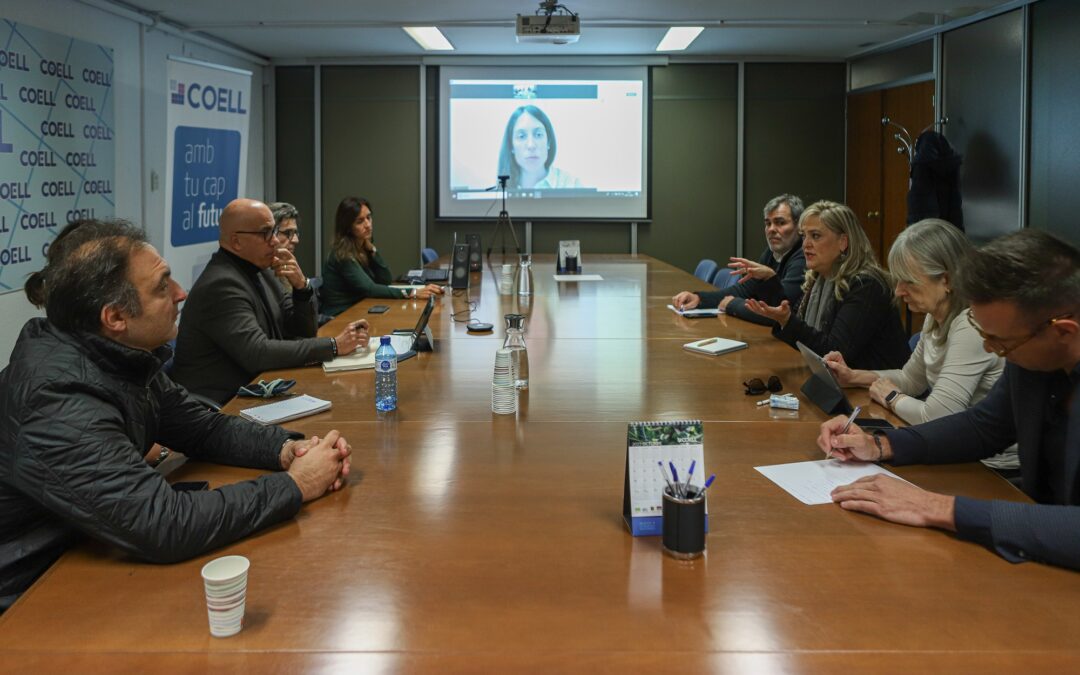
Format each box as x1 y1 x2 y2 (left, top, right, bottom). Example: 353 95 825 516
201 556 250 638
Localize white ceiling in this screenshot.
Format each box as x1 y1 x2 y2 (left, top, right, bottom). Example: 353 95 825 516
119 0 1012 60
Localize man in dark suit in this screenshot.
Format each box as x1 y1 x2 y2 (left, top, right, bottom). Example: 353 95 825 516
671 194 807 326
819 229 1080 570
172 198 368 404
0 218 353 611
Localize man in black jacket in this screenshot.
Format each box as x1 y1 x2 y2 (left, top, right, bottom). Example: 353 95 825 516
172 198 368 404
0 220 352 612
671 194 807 326
820 229 1080 570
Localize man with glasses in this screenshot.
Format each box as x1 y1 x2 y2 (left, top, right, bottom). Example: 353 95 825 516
819 229 1080 570
173 198 368 404
268 202 306 292
671 194 807 326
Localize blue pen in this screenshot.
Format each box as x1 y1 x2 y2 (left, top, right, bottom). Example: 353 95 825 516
685 460 697 496
698 474 716 496
668 462 680 498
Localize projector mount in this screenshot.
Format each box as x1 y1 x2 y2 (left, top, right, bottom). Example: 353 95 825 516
535 1 578 27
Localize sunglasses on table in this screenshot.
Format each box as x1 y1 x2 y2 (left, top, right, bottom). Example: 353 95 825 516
744 376 783 395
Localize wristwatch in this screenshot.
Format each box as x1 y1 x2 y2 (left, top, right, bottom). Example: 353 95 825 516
151 447 170 467
884 389 902 409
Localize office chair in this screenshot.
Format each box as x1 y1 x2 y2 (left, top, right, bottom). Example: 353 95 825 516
711 268 735 289
693 259 718 284
422 247 439 264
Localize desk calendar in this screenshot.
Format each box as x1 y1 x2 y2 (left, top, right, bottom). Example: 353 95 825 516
622 420 708 536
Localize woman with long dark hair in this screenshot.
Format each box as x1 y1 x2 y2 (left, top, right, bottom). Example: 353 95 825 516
320 197 442 317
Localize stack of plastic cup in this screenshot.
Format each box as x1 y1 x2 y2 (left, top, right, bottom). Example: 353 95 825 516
201 555 250 638
492 348 519 414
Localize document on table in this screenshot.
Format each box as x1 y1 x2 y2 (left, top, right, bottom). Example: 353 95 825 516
754 459 907 505
667 304 721 317
554 274 604 281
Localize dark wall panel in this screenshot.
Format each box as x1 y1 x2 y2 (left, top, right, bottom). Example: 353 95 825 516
744 63 846 257
637 64 738 275
943 9 1024 242
849 41 934 91
1029 0 1080 245
321 66 420 278
274 67 316 274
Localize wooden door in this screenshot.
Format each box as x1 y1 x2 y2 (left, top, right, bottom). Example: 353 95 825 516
882 81 935 333
882 80 936 258
846 90 884 259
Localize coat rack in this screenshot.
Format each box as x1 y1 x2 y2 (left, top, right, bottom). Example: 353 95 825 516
881 116 949 166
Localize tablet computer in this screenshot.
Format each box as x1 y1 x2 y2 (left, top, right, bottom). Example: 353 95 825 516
796 341 854 415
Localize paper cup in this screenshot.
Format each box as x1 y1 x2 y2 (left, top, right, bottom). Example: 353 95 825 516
201 555 250 637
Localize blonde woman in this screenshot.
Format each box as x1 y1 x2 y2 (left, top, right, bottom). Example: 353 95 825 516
824 219 1017 470
745 200 909 369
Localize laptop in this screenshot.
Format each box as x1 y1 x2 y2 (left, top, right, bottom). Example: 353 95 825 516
388 294 437 360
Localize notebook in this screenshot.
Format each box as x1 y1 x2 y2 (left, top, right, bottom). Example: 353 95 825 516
239 394 332 425
683 336 748 356
322 335 416 372
667 304 721 318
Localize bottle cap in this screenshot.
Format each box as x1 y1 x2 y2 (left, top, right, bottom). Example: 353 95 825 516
380 335 391 345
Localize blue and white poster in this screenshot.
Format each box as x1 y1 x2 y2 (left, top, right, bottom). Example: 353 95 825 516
0 19 115 294
164 56 249 290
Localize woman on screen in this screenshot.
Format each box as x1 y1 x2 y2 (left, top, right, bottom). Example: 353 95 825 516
498 105 581 190
743 200 909 370
320 196 443 317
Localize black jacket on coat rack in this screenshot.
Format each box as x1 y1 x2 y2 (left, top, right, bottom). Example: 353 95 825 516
907 131 964 230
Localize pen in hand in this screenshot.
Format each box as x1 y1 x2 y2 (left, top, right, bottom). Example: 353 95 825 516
826 405 862 460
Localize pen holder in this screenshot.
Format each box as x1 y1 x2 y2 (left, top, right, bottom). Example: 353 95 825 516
662 486 706 560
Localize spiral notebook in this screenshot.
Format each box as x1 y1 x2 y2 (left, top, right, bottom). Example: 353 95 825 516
622 420 708 536
683 337 748 356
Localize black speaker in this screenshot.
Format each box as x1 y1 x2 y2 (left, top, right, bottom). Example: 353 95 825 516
466 234 482 271
451 243 470 289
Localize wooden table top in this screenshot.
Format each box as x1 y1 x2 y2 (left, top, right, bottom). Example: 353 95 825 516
3 254 1079 672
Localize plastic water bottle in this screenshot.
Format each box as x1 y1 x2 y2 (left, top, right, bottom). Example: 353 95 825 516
375 335 398 412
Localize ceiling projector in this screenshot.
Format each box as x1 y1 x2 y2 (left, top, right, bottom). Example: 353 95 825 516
516 13 580 44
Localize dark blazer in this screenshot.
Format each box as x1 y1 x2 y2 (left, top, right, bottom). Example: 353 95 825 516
772 273 910 370
697 244 806 327
172 249 334 404
886 362 1080 570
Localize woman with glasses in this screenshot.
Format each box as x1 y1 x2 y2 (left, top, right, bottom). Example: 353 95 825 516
745 200 910 370
320 197 443 318
823 219 1017 471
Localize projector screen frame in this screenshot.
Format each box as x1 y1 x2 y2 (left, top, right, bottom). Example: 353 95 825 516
436 65 652 223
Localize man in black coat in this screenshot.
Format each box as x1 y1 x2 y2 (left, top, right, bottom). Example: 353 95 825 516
0 220 352 612
820 230 1080 570
172 198 368 404
671 194 807 326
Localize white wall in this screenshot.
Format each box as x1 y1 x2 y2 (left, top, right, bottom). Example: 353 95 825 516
0 0 267 367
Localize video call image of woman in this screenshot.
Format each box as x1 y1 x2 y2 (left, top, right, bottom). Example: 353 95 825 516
498 105 582 190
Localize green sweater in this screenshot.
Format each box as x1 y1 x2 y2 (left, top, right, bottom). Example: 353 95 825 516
320 251 407 317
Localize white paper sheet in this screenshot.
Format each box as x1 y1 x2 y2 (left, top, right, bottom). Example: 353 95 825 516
754 460 906 505
667 304 721 317
554 274 604 281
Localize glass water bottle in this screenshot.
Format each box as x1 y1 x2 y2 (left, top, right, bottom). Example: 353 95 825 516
516 254 533 296
503 313 529 390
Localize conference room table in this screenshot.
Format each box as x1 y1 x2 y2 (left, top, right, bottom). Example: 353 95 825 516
3 254 1080 672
